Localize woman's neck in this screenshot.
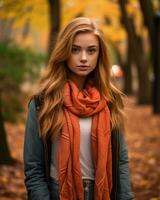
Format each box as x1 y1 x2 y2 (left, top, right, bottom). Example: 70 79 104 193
68 76 86 91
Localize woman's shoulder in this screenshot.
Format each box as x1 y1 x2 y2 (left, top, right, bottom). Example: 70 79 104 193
28 93 44 112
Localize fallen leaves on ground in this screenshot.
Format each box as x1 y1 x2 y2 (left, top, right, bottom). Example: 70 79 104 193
0 96 160 199
0 123 26 200
125 97 160 200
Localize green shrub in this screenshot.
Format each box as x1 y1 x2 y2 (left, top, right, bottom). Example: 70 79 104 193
0 42 46 122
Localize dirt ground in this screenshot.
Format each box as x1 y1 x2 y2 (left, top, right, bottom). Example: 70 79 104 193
0 96 160 200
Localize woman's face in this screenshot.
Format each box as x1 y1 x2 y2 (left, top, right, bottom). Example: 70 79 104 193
67 32 99 79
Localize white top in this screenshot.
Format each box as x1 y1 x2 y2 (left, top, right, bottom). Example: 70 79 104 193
50 117 95 180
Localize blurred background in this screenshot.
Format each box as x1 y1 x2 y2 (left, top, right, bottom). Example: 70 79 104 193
0 0 160 199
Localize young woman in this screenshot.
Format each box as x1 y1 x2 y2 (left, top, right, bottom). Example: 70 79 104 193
24 17 134 200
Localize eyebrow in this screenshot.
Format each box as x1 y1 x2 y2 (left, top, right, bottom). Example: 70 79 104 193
72 44 98 48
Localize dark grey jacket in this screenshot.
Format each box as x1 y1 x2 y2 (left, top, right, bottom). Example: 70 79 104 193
23 99 134 200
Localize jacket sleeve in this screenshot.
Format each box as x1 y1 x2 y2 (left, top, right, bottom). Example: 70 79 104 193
118 132 134 200
23 100 50 200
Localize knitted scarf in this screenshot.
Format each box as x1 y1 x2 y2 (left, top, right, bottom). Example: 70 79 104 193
58 80 112 200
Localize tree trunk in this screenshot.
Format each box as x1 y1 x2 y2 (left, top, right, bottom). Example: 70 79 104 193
0 19 14 42
48 0 61 57
0 95 14 165
134 36 151 104
123 37 133 95
139 0 160 113
113 43 133 95
153 13 160 113
139 0 155 70
118 0 151 104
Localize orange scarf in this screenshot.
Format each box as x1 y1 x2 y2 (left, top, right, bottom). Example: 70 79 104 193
58 80 112 200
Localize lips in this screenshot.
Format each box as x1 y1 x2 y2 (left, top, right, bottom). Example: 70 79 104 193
77 65 89 68
76 65 90 71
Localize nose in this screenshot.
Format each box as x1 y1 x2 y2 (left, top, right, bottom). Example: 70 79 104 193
80 51 87 63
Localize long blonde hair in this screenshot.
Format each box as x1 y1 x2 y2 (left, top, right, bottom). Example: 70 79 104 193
34 17 124 139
